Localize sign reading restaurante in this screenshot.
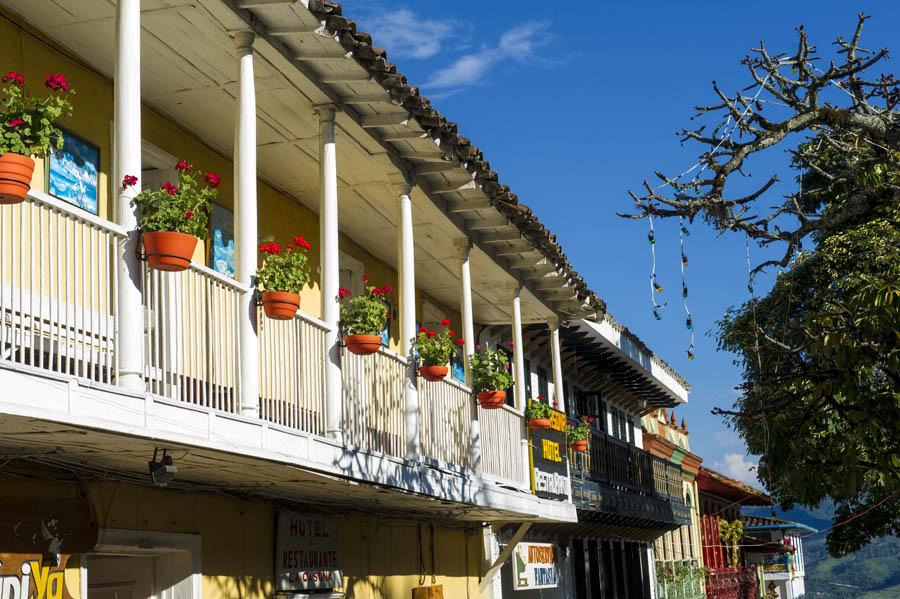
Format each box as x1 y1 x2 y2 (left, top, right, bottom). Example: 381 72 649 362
529 407 570 501
275 511 342 592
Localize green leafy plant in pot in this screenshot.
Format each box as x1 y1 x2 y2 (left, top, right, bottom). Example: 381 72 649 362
567 416 594 452
0 71 74 203
413 319 465 382
338 275 391 355
127 161 219 271
525 398 553 430
470 343 514 408
257 235 312 320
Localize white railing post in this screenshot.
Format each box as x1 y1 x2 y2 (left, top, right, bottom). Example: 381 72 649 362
114 0 145 392
233 31 259 417
511 284 530 479
456 239 481 473
318 105 342 443
549 316 565 413
396 180 420 461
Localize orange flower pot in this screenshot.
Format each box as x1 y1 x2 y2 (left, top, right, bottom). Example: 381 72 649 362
143 231 198 272
419 365 448 382
571 440 589 453
477 390 506 409
261 291 300 320
528 418 551 430
0 154 35 204
344 334 382 356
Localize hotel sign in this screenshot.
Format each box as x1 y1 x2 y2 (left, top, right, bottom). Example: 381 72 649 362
529 407 569 501
275 511 342 592
512 542 559 590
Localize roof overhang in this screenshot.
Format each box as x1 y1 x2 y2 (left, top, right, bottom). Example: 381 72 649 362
697 468 773 507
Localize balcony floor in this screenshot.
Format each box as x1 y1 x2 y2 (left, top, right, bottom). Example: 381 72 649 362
0 362 575 523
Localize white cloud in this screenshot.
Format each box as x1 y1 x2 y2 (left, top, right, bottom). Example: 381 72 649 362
347 7 462 60
425 20 555 90
714 452 760 486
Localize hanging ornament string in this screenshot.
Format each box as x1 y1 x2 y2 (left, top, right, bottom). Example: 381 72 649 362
648 208 665 320
642 74 771 350
680 216 694 359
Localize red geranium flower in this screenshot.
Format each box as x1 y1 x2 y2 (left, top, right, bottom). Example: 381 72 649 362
162 181 178 196
456 338 465 347
448 330 455 337
6 119 25 127
381 284 393 294
2 71 24 87
286 243 294 250
427 330 437 338
184 210 194 220
372 287 384 297
440 318 451 327
338 287 351 300
122 174 138 189
44 73 69 91
506 340 515 348
361 274 368 284
175 160 192 172
418 326 427 333
292 235 312 250
259 242 281 255
204 172 221 188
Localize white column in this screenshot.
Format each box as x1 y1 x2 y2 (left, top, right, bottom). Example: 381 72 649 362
233 31 260 418
511 285 530 479
114 0 144 392
511 285 527 410
456 239 481 473
397 181 419 461
318 105 342 442
549 316 565 413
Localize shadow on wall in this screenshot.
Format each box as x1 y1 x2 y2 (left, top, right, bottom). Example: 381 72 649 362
207 575 273 599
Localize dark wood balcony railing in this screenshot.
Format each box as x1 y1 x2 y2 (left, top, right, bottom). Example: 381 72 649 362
704 568 759 599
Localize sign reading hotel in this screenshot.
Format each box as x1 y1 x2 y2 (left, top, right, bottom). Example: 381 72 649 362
275 511 342 592
512 542 559 590
529 406 570 501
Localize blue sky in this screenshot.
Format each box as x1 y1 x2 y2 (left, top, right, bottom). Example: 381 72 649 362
343 1 899 487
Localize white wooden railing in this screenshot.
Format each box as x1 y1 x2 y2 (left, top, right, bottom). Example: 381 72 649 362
341 345 407 457
143 263 244 413
419 376 474 469
258 309 328 435
0 192 124 385
479 404 528 486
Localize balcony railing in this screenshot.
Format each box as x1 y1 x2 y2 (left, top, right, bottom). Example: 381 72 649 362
1 193 536 492
656 560 705 599
704 567 759 599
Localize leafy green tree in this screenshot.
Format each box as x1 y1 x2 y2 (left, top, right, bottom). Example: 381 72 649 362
622 15 900 554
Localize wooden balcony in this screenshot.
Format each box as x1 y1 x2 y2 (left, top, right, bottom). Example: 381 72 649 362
704 568 759 599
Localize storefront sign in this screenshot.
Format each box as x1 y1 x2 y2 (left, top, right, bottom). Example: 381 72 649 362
529 407 569 501
512 542 559 590
275 511 342 592
0 554 83 599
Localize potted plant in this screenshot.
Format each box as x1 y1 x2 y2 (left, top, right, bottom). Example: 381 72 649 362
567 416 593 452
257 235 312 319
338 275 391 355
413 319 465 382
470 344 513 408
0 71 74 203
127 161 219 271
525 399 552 430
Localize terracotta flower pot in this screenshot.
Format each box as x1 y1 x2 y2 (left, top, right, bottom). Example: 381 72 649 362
143 231 198 272
419 365 448 382
344 334 382 356
571 440 589 453
0 154 35 204
477 390 506 409
528 418 551 430
261 291 300 320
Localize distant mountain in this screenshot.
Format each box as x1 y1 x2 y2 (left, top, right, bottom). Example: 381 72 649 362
743 502 900 598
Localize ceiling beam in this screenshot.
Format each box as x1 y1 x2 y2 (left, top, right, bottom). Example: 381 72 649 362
341 94 394 105
478 230 522 244
466 216 510 230
359 113 411 128
412 162 458 176
236 0 296 7
319 72 373 83
268 25 322 36
444 198 493 213
293 51 353 60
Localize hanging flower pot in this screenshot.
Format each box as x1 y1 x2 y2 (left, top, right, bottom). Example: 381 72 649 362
571 440 589 453
143 231 198 272
257 235 311 320
261 291 300 320
477 390 506 409
0 154 35 204
344 334 382 356
528 417 551 430
419 365 448 382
